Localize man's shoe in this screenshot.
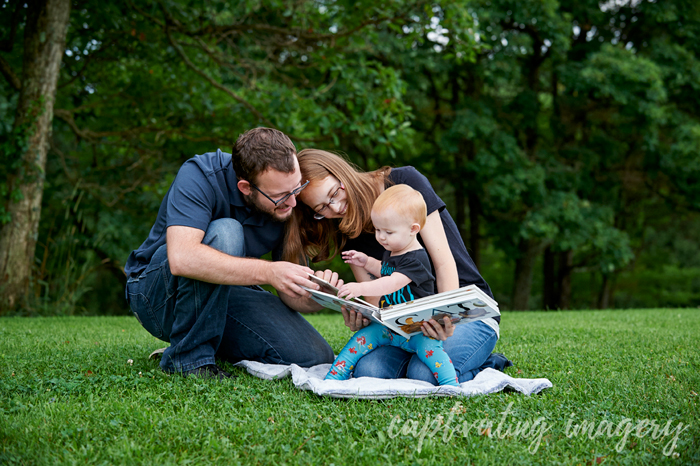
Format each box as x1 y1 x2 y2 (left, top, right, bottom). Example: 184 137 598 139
184 364 235 380
149 347 167 360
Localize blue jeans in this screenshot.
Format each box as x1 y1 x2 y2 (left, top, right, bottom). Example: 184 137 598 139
353 320 498 385
125 218 335 373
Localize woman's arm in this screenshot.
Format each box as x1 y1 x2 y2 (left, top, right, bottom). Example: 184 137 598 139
420 210 459 293
418 210 459 341
362 256 382 278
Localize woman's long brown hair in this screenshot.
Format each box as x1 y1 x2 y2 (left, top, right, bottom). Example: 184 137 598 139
283 149 392 264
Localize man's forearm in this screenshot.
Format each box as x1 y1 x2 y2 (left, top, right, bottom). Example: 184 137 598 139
166 225 317 300
169 242 272 286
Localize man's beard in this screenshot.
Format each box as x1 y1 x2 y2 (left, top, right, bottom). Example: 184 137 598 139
243 192 293 223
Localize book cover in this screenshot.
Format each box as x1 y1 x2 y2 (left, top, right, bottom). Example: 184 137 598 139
304 276 500 339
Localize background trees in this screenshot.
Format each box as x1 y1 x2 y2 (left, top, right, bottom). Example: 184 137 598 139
1 0 698 314
0 0 71 309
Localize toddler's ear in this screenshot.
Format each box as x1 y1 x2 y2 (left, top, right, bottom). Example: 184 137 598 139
410 223 421 235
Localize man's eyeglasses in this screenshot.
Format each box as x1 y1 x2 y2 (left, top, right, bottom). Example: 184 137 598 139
313 182 344 220
250 180 310 206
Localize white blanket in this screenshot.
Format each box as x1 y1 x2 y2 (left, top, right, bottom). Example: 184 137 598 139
233 360 553 399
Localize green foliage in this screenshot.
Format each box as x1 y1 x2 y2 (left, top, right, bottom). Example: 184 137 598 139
614 265 700 309
1 0 700 312
0 93 43 225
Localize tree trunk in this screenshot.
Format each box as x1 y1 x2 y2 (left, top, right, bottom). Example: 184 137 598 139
468 191 481 269
454 176 466 241
558 250 573 310
511 238 541 310
0 0 71 312
451 72 467 244
463 62 483 268
542 246 556 309
598 273 614 309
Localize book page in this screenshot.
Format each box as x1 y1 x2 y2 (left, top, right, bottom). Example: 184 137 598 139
307 274 340 295
303 287 383 325
306 273 378 309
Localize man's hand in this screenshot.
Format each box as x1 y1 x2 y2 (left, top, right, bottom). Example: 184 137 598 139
342 250 368 268
268 262 318 299
337 282 365 300
420 315 456 341
341 306 370 332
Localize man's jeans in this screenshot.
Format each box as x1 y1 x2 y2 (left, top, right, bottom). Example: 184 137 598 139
353 320 501 385
125 218 335 373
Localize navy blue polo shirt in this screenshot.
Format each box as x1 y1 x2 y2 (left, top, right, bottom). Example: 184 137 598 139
124 149 284 277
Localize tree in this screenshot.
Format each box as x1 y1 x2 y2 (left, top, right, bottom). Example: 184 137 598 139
0 0 71 310
1 0 425 313
3 0 698 314
364 1 666 309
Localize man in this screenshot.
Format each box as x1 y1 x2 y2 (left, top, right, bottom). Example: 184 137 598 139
124 128 338 379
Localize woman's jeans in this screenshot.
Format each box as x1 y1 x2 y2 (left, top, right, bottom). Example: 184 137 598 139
353 319 499 385
125 218 335 373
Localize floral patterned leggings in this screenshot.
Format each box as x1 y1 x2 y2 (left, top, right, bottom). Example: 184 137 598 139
325 323 459 386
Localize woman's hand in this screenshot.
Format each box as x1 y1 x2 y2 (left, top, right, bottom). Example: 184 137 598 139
341 306 370 332
314 269 344 289
420 315 456 341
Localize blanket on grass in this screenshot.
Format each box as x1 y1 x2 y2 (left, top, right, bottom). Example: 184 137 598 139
233 360 553 399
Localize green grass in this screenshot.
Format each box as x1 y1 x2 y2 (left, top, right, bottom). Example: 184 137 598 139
1 310 698 465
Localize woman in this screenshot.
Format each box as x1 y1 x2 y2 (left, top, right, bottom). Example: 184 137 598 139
285 149 506 384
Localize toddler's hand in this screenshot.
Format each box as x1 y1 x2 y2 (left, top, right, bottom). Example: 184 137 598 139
338 283 363 300
342 250 368 267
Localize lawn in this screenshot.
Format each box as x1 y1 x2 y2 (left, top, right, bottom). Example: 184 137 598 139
1 309 698 465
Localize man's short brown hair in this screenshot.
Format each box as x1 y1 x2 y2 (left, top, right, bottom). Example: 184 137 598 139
232 127 297 182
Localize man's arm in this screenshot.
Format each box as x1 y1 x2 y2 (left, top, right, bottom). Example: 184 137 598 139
167 225 318 298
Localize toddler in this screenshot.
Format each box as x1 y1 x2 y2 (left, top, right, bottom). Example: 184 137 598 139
325 184 459 386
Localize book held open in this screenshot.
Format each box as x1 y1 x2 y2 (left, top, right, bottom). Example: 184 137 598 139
304 274 500 339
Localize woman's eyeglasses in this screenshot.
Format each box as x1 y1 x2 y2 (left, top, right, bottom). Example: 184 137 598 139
313 183 344 220
250 180 310 206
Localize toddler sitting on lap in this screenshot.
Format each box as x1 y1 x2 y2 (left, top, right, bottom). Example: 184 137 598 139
325 184 459 387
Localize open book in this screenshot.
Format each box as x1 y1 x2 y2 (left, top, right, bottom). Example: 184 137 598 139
304 274 500 339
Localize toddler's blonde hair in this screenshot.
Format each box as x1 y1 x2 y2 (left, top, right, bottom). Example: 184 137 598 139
372 184 427 229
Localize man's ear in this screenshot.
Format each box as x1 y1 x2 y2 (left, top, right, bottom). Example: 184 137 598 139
410 223 421 235
238 180 252 195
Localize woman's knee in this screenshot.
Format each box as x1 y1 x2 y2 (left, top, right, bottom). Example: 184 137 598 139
203 219 245 257
406 356 438 385
354 346 410 379
444 322 498 378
